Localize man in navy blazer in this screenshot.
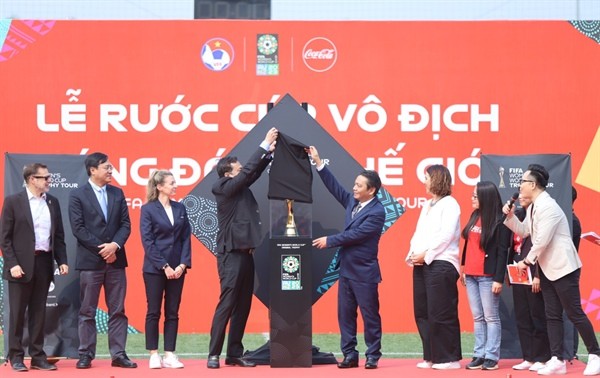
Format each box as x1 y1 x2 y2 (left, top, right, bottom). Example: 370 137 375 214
68 152 136 369
1 163 68 371
309 146 385 370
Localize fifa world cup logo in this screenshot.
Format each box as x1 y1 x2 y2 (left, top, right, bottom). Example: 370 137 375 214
285 199 298 237
499 166 506 188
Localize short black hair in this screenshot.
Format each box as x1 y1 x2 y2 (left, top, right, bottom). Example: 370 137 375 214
216 156 238 178
359 170 382 196
85 152 108 177
572 185 577 204
527 163 549 189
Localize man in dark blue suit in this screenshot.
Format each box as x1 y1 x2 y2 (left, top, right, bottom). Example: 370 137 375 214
68 152 136 369
309 146 385 370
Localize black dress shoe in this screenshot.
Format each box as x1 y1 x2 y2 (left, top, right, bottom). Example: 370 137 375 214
225 356 256 367
111 354 138 368
76 355 92 369
31 359 58 371
207 355 220 369
337 356 359 368
365 357 378 369
11 361 28 372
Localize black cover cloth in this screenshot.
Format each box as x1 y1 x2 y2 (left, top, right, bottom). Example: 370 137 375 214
268 132 313 203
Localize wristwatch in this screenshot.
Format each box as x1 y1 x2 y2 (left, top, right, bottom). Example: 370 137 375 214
162 263 169 270
523 259 533 267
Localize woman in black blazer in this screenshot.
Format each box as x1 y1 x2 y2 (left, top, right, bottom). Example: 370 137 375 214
140 170 191 369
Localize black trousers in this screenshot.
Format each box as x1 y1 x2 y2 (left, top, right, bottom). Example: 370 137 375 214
143 272 185 351
208 250 254 357
413 260 462 364
512 284 551 362
7 253 53 363
539 268 600 358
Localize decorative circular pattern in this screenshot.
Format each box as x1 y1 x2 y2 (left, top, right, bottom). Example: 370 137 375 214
569 21 600 43
198 235 217 254
257 34 278 55
199 211 218 233
282 256 300 273
182 195 201 213
183 194 219 254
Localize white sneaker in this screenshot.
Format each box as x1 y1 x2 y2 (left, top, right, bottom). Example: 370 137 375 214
584 354 600 376
416 360 432 369
529 361 546 371
149 353 162 369
162 354 184 369
432 361 461 370
537 356 566 375
513 360 533 370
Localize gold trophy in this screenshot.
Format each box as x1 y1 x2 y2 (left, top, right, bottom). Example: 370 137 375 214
284 199 299 237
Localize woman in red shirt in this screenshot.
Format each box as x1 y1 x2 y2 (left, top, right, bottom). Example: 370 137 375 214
460 181 511 371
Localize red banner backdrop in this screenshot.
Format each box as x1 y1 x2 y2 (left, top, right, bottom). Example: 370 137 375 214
1 20 599 333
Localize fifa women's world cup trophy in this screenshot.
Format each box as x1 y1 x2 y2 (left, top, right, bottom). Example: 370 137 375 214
284 199 298 237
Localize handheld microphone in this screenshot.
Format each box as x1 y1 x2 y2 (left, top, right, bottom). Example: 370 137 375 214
508 192 519 210
502 192 519 221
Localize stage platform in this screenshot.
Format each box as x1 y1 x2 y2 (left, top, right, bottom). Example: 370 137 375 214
0 358 587 377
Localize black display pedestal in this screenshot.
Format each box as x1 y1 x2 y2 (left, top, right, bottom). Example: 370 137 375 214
268 238 312 367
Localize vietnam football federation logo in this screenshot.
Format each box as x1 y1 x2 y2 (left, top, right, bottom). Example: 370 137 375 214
201 37 234 71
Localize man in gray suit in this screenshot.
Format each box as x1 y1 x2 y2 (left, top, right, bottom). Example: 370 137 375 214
69 152 136 369
503 163 600 376
207 127 277 369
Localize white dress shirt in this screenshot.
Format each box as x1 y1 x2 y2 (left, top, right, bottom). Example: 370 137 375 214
27 188 51 252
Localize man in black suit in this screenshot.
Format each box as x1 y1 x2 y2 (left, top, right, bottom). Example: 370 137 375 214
68 152 136 369
207 127 278 369
1 163 68 371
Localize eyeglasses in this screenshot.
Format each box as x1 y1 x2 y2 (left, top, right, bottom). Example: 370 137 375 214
520 179 535 185
99 164 113 171
33 175 51 181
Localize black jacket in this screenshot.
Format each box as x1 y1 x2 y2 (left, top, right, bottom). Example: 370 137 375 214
212 147 271 253
461 219 511 283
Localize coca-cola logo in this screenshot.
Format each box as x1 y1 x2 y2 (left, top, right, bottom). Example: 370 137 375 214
302 37 337 72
